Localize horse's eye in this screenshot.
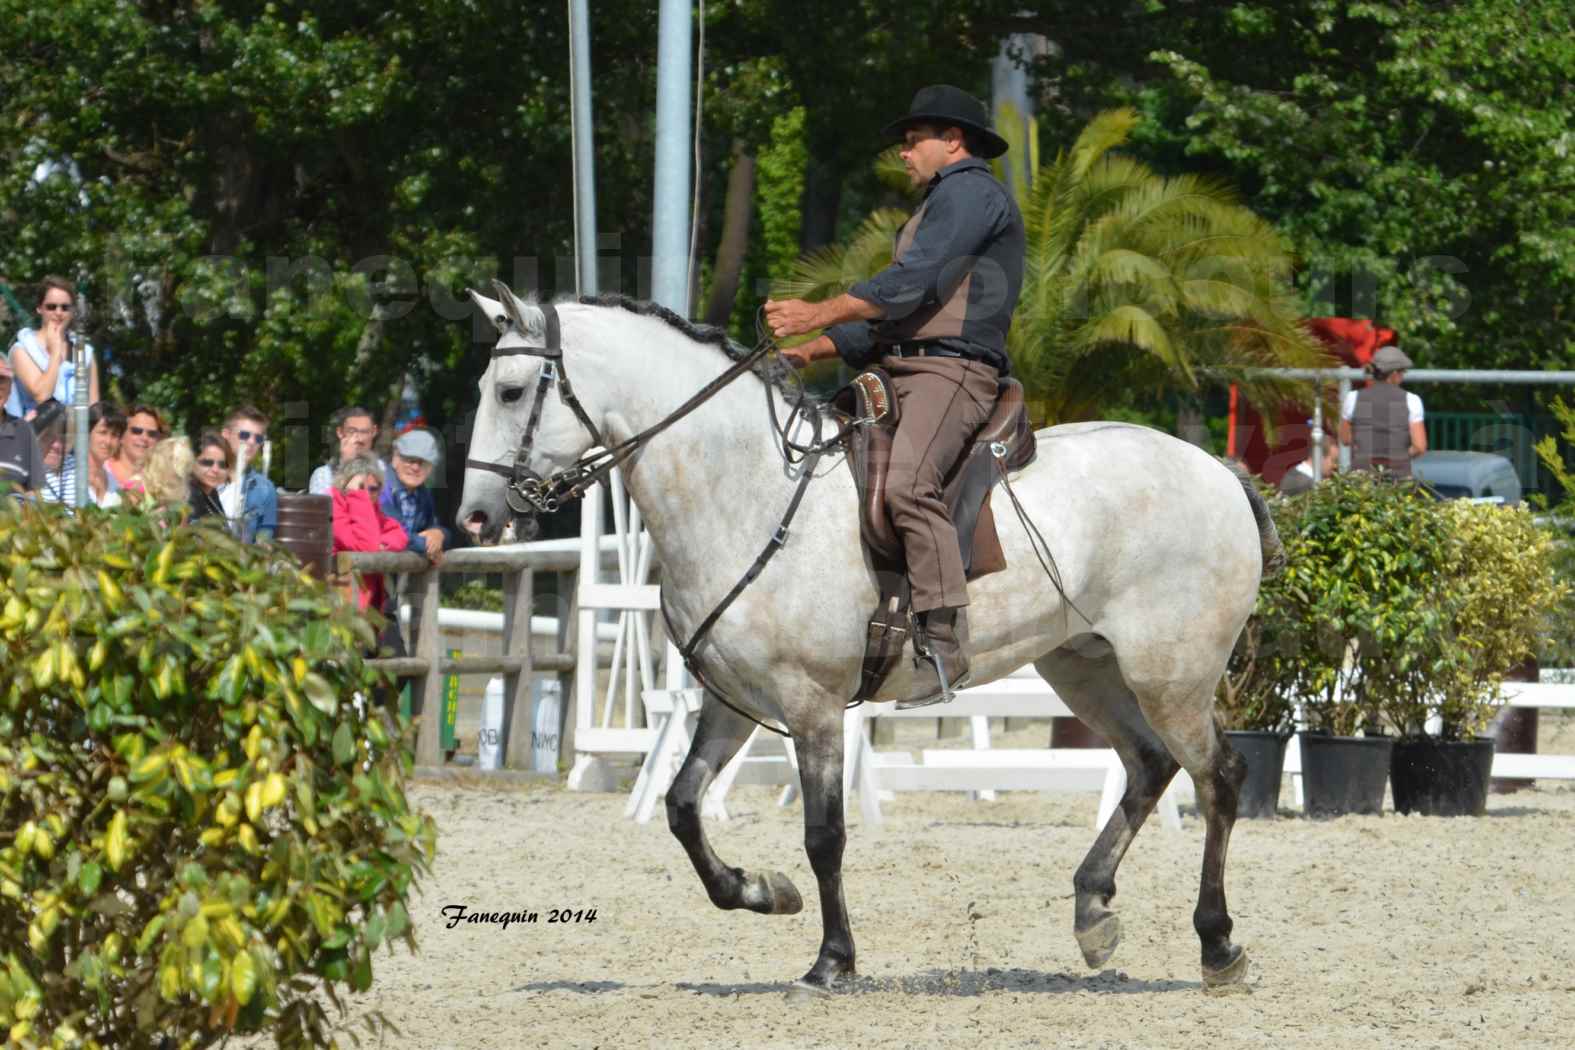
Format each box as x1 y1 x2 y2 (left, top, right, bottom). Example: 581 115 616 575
500 386 525 404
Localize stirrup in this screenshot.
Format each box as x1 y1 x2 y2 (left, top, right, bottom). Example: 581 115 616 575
894 654 971 710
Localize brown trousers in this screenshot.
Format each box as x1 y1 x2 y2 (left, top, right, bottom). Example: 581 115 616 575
881 355 1000 612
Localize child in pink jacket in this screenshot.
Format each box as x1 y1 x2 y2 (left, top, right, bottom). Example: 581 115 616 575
330 455 408 612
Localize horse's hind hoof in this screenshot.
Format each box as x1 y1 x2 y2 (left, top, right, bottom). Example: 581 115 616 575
1202 945 1249 989
1075 913 1122 969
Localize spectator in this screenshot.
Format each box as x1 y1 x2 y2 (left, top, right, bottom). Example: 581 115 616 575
141 436 195 510
106 404 165 502
0 367 45 495
218 403 279 543
330 453 407 614
32 401 68 501
6 276 100 419
1278 435 1339 496
309 406 381 495
381 428 452 566
1340 345 1425 478
41 402 123 508
0 354 18 419
188 431 231 523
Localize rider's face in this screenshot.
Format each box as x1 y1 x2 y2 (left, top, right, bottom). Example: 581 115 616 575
901 125 960 186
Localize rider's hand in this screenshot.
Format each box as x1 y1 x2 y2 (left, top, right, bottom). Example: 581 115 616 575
763 298 823 339
780 343 816 368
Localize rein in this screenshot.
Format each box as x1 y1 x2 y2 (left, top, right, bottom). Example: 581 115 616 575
465 301 775 515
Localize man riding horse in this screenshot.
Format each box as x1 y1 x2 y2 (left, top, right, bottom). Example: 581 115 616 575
764 84 1026 710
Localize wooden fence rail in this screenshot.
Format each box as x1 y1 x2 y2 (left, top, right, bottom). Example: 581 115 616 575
338 545 578 772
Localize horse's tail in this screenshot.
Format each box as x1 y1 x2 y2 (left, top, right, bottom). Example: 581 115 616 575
1219 458 1286 579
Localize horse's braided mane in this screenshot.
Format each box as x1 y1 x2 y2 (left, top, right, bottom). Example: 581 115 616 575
580 292 811 400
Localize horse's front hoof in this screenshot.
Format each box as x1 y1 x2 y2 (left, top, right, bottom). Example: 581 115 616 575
740 870 803 915
1075 912 1122 969
764 871 803 914
785 979 833 1003
788 951 854 999
1202 944 1249 989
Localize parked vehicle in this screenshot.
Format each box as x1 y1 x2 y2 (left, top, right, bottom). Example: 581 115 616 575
1412 450 1522 504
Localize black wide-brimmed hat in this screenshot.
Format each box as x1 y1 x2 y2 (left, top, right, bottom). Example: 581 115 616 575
881 84 1009 159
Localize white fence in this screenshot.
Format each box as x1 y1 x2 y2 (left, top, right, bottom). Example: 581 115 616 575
628 669 1575 826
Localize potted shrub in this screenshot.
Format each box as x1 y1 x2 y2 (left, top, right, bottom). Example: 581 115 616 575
1216 487 1303 818
1216 615 1297 818
1383 500 1566 815
1270 472 1454 816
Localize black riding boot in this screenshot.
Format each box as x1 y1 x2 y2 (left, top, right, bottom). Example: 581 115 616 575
896 606 971 710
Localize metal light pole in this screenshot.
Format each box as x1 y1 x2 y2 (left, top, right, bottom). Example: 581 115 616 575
651 0 692 313
71 334 89 508
568 0 599 296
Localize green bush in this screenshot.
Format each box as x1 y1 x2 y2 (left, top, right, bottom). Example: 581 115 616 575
1252 472 1455 736
0 502 436 1049
1404 500 1566 737
1229 471 1566 740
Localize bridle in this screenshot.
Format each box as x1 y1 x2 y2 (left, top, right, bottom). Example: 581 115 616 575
465 299 774 516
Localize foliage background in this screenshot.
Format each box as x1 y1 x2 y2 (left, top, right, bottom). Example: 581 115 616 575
0 0 1568 490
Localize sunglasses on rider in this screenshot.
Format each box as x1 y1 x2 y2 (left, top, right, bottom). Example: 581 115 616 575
196 458 226 470
128 425 161 438
236 429 266 444
40 303 74 312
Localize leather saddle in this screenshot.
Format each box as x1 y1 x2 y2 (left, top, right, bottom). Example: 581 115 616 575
832 368 1038 580
832 368 1038 704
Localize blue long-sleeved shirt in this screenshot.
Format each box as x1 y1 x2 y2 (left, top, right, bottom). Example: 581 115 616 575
827 157 1024 375
380 469 452 554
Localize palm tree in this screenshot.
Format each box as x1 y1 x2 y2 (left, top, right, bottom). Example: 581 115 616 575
773 108 1326 428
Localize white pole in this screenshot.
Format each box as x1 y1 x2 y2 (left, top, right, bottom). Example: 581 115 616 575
568 0 599 297
652 0 693 314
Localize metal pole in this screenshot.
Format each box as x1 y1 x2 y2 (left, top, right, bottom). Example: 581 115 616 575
568 0 599 296
71 335 89 508
1337 377 1353 472
651 0 692 313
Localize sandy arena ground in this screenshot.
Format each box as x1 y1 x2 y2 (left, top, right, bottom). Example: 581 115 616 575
327 718 1575 1050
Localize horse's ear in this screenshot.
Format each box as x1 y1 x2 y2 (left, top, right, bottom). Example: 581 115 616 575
466 288 509 335
490 280 544 339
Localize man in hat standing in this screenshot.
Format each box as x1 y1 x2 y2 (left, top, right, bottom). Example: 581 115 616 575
1339 345 1426 477
764 84 1025 708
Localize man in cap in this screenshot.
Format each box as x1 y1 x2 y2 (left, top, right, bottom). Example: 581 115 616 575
381 428 452 565
1339 345 1426 477
763 84 1026 708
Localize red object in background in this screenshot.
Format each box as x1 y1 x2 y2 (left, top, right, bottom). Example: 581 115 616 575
1230 317 1396 483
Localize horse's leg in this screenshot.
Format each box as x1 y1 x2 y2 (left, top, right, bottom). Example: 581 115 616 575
791 712 856 993
1127 673 1250 987
666 700 803 915
1036 642 1180 969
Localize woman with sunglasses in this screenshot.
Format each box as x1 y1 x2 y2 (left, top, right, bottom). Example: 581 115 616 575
6 276 100 419
106 404 165 501
188 431 231 523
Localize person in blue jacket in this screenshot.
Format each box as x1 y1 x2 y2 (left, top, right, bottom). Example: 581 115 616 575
219 404 278 542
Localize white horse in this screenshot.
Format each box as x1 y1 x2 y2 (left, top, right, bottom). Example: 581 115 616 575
457 287 1283 994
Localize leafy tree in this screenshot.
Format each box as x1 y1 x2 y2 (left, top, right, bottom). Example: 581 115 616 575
1000 0 1575 377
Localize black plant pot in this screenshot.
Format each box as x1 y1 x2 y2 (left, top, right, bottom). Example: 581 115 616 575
1299 732 1393 818
1224 730 1289 819
1390 736 1496 817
